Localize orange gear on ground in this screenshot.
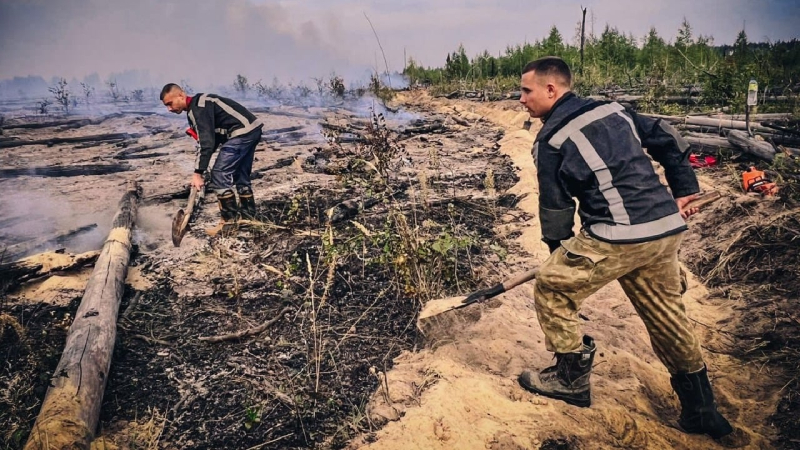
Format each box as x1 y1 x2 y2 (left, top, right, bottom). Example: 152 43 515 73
742 167 779 196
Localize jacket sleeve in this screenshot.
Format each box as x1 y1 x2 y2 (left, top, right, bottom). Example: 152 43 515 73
629 110 699 198
535 140 576 251
192 102 217 174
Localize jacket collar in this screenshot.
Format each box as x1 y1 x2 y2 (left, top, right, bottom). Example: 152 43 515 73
542 91 575 124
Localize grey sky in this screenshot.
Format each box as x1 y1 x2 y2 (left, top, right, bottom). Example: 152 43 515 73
1 0 798 88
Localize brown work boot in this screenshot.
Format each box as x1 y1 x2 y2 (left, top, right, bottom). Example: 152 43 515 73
206 190 239 237
518 335 595 407
670 366 749 447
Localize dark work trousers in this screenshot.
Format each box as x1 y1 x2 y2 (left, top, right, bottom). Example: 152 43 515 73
209 127 262 194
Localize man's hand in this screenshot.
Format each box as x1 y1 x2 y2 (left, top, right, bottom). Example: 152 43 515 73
191 173 205 192
676 193 701 219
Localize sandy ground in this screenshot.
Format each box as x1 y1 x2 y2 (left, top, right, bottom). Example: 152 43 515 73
349 92 781 450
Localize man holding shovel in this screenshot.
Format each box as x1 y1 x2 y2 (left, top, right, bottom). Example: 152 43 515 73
160 83 262 235
516 57 741 445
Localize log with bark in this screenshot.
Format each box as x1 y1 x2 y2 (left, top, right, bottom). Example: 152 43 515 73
24 181 141 450
0 164 132 179
645 114 774 133
683 134 734 151
727 130 777 162
0 250 100 293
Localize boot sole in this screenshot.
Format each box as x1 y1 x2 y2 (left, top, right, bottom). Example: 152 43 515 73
518 375 591 408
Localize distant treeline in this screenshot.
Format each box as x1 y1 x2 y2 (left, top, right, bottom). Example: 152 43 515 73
403 19 800 109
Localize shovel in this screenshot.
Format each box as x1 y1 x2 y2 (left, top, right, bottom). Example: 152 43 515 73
171 186 203 247
418 190 723 322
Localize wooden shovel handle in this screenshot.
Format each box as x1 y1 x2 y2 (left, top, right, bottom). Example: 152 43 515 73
501 268 538 291
179 186 199 230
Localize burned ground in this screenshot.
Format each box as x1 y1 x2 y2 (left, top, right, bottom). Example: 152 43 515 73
0 99 521 449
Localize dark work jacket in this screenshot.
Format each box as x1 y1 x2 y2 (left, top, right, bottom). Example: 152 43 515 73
187 93 262 173
534 92 699 248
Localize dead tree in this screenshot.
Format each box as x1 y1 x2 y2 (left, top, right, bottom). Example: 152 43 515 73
24 181 141 450
580 7 587 77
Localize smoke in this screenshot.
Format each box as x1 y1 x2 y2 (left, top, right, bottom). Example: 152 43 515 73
0 0 369 91
0 189 112 259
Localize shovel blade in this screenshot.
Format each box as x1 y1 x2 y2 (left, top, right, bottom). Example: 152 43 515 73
418 295 469 321
171 209 187 247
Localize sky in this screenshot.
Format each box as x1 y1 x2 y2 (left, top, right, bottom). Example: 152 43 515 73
0 0 798 89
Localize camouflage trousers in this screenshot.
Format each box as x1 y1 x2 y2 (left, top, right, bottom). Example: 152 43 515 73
534 230 705 374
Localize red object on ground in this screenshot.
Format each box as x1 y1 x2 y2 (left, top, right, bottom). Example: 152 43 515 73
689 154 718 168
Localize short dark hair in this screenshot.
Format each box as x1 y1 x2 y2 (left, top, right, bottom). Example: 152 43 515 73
522 57 572 87
160 83 182 101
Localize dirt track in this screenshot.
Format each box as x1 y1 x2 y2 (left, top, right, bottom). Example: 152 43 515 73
1 92 796 449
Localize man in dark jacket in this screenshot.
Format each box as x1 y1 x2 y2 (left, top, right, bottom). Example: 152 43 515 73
161 83 263 234
516 57 742 445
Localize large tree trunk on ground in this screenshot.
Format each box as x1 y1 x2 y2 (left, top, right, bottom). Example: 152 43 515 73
727 130 777 162
24 181 141 450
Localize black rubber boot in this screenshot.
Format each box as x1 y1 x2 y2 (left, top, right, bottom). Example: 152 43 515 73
670 366 734 440
206 190 239 236
237 185 257 220
518 335 595 407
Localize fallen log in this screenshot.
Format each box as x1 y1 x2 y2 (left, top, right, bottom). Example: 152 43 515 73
113 141 170 159
113 152 169 160
644 114 774 133
73 139 127 149
768 135 800 148
3 223 98 261
727 130 777 162
0 164 132 179
0 132 145 149
24 181 141 450
761 122 800 137
250 107 322 120
252 157 296 177
683 134 733 151
1 113 124 131
320 122 366 136
262 125 305 136
0 250 100 292
141 186 191 205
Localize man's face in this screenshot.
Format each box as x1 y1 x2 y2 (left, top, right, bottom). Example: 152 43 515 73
162 90 186 114
520 71 556 119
